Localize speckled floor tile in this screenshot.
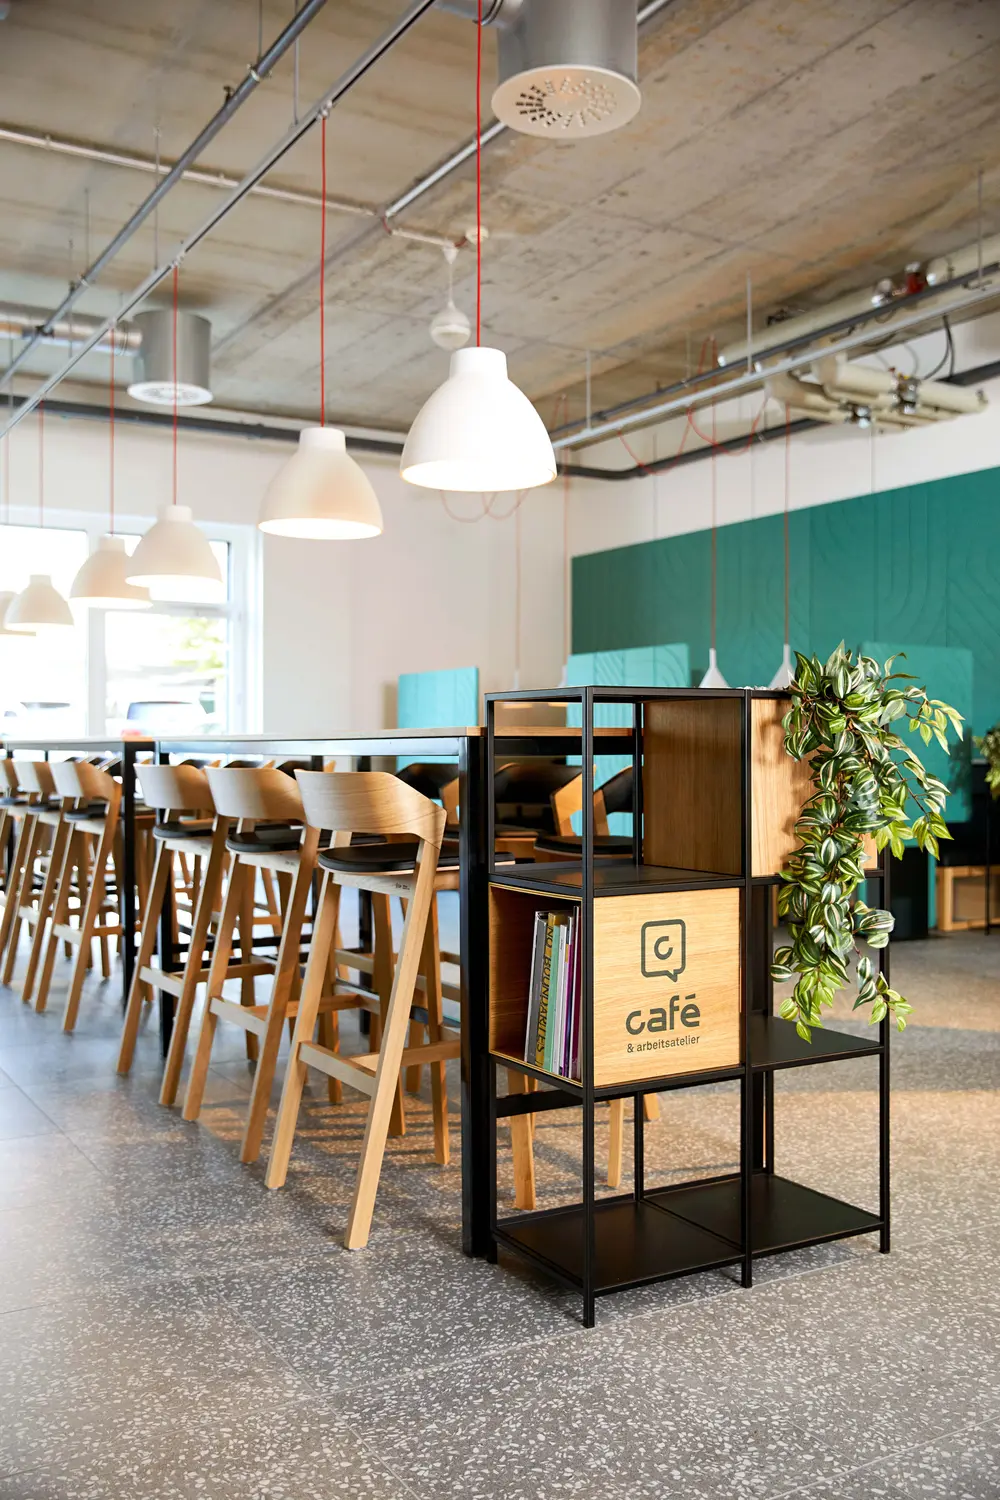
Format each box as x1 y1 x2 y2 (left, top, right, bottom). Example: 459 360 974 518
0 1084 60 1141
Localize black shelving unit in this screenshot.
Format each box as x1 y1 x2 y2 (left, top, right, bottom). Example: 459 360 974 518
483 686 891 1327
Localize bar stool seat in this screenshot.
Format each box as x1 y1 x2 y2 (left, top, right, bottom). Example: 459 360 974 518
319 841 462 875
152 819 215 841
532 832 633 858
225 825 303 855
64 802 111 822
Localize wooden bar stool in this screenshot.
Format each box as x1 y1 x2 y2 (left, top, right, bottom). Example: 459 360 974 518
117 763 274 1102
264 769 465 1248
181 766 334 1163
0 760 58 980
35 760 123 1030
0 759 28 889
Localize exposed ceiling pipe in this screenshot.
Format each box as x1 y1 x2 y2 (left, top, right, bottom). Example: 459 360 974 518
0 303 139 355
550 273 1000 451
0 0 441 438
0 123 455 249
0 0 332 396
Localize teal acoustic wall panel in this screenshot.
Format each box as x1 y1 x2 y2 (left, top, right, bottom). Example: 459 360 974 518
572 464 1000 747
861 642 973 820
397 666 479 770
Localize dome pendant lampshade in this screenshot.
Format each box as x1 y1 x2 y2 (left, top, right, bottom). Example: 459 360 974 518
126 505 222 602
258 427 383 540
6 574 73 631
0 590 34 637
70 536 152 610
401 347 557 493
699 648 729 689
769 642 795 690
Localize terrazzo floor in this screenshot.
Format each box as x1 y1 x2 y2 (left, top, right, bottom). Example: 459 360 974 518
0 898 998 1499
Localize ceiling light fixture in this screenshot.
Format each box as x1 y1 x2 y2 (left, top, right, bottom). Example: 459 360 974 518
70 334 151 609
258 113 383 541
699 394 728 688
6 404 73 630
127 307 212 406
127 267 223 599
401 0 556 494
430 245 471 351
768 404 795 690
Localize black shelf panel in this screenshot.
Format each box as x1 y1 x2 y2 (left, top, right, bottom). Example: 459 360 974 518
492 1051 743 1098
648 1173 882 1256
489 861 743 896
749 1015 882 1070
496 1197 741 1294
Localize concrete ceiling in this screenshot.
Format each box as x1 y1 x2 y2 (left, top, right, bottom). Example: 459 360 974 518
1 0 1000 437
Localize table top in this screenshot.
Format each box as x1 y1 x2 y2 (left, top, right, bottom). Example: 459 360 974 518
1 737 155 752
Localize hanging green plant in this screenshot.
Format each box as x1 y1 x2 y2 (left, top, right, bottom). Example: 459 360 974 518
771 644 963 1040
974 724 1000 798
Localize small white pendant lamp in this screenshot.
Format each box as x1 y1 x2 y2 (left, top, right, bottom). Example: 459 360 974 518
126 504 222 601
0 591 33 637
768 404 795 690
7 404 73 631
71 339 152 610
126 268 222 601
401 8 555 497
7 574 73 631
260 427 382 539
257 115 382 542
699 404 728 687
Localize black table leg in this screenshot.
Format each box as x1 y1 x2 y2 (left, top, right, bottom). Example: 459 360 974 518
156 746 176 1058
460 734 490 1258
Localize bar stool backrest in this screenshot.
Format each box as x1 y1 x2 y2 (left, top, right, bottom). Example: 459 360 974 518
13 760 56 799
50 759 117 804
296 769 446 848
204 766 304 823
136 763 215 817
2 759 19 793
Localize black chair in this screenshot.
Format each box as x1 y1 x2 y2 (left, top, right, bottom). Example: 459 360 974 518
533 765 634 860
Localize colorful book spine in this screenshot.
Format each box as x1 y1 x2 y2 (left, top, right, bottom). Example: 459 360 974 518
523 911 547 1063
544 918 567 1074
534 917 556 1068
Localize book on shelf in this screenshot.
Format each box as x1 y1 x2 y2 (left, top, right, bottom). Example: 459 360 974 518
524 909 582 1080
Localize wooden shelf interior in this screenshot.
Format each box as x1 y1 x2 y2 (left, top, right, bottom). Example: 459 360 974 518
642 696 743 877
488 884 580 1060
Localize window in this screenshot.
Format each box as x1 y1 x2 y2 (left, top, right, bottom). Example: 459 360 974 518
0 512 259 736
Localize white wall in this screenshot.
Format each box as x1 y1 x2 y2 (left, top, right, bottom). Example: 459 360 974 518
3 411 568 732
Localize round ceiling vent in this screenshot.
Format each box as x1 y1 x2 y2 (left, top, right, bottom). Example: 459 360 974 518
493 65 640 138
127 309 213 407
492 0 640 140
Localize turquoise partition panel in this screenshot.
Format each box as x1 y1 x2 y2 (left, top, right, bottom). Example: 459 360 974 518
861 642 973 822
397 666 479 769
565 642 690 833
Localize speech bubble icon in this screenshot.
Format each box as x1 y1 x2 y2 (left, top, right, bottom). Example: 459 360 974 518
641 919 687 982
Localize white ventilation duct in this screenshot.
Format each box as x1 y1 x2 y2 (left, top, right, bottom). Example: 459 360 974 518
440 0 641 138
127 309 213 407
766 360 986 431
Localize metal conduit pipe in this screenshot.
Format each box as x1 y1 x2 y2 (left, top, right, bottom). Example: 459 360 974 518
0 304 139 355
0 0 441 438
0 0 332 394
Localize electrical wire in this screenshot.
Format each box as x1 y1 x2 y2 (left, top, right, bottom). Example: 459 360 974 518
783 403 791 649
172 265 179 506
475 0 482 347
922 317 954 381
320 112 327 426
109 333 115 534
38 400 44 528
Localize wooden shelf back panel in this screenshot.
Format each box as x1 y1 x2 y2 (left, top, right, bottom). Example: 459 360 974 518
750 697 813 878
488 885 578 1057
642 698 743 875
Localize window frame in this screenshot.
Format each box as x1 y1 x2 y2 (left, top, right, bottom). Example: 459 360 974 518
2 500 262 736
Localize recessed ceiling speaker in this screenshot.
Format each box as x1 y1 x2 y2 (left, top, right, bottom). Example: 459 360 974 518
440 0 641 139
127 308 213 406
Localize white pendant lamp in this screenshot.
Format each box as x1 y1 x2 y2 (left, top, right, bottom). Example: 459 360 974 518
260 427 382 539
768 404 795 690
0 590 33 636
126 268 221 600
7 404 72 630
257 114 383 541
699 404 728 688
401 347 556 493
126 504 222 601
7 574 73 630
72 536 151 609
70 340 152 610
401 8 556 496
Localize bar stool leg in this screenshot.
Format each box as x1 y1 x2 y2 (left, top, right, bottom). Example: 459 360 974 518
64 818 115 1032
238 871 259 1063
1 815 44 985
372 893 405 1138
0 814 33 963
183 861 248 1122
265 876 342 1190
117 841 172 1075
21 817 70 1005
159 834 227 1106
34 827 79 1013
420 899 449 1165
607 1099 625 1189
507 1072 537 1209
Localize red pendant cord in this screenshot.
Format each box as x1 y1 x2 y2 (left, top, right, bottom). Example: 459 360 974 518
320 112 327 426
109 334 116 535
784 403 791 646
476 0 482 346
38 401 44 528
172 265 179 507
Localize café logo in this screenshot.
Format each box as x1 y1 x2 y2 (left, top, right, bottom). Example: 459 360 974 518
628 918 700 1052
641 918 686 980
